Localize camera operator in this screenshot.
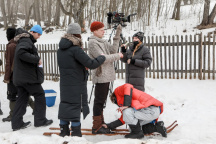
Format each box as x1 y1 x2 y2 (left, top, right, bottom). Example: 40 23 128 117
121 32 152 92
88 21 123 134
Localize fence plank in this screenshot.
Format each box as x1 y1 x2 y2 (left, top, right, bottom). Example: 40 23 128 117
177 35 179 79
203 36 206 80
168 36 171 79
181 35 184 79
213 34 215 80
160 36 163 79
44 44 48 80
172 35 175 79
148 36 151 78
164 36 167 79
189 35 192 79
194 35 197 79
185 35 188 79
199 33 203 80
152 36 155 79
208 35 211 79
156 36 159 79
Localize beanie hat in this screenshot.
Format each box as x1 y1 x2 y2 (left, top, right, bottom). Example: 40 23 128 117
67 23 81 34
30 25 43 35
133 32 144 42
6 27 16 41
90 21 104 32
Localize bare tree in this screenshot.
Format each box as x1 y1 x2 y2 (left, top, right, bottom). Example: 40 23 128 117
172 0 182 20
0 0 8 29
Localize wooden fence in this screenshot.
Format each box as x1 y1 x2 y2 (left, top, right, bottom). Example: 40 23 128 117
0 33 215 81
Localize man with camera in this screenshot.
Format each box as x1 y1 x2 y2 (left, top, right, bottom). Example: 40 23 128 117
88 21 123 134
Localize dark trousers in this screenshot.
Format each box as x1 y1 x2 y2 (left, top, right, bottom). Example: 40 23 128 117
12 84 47 129
93 82 110 116
7 81 34 117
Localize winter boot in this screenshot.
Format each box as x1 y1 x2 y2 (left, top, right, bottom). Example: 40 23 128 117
107 119 123 130
13 121 31 131
59 124 70 137
142 121 167 137
92 115 111 134
0 109 3 115
2 115 12 122
71 124 82 137
125 121 144 139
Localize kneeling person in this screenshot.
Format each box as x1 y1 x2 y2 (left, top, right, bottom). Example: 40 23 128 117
105 83 167 139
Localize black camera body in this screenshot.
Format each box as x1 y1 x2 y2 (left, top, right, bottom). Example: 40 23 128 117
107 12 137 27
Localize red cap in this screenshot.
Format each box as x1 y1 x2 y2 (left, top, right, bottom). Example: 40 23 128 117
90 21 104 32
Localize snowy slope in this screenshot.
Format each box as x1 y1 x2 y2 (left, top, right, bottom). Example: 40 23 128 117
0 77 216 144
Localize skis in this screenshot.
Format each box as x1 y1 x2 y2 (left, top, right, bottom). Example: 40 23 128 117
43 120 178 136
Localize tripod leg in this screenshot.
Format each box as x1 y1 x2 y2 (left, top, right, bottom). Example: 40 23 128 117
88 84 95 104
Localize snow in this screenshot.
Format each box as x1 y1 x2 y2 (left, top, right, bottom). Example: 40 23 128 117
0 77 216 144
0 1 216 143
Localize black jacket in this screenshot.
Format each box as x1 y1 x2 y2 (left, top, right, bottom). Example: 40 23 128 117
57 35 105 121
121 44 152 91
13 28 43 86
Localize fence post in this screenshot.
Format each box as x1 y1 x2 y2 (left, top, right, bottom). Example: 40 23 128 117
199 33 203 80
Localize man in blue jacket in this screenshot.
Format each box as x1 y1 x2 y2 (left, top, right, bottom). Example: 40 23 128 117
12 25 53 131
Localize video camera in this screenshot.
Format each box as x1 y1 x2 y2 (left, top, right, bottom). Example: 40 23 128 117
107 12 137 27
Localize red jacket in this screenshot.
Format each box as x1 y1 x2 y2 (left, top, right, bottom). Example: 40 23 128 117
114 83 163 124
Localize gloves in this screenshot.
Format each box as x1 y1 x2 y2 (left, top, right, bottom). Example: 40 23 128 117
121 46 126 53
130 58 135 64
107 119 123 130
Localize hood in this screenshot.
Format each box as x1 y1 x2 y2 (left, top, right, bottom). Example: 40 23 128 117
59 33 83 50
14 28 36 43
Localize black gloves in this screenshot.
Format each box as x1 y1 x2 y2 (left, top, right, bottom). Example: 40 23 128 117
130 58 135 64
121 46 126 53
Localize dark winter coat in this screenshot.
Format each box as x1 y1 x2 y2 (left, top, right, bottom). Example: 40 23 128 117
4 39 17 83
121 43 152 91
13 28 44 86
57 34 106 121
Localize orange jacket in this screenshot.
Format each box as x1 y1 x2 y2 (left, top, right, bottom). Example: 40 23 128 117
114 83 163 124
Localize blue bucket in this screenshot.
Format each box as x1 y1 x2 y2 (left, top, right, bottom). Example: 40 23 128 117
44 89 57 107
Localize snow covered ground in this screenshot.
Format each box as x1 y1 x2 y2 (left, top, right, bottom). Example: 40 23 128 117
0 76 216 144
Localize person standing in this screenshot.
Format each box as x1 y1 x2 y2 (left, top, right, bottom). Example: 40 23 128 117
121 32 152 92
12 25 53 131
3 27 35 122
88 21 123 134
57 23 106 137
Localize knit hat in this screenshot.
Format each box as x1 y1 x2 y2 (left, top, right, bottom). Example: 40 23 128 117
6 28 16 41
30 25 43 35
67 23 81 34
133 32 144 42
90 21 104 32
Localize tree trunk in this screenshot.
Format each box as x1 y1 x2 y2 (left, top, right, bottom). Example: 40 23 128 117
156 0 161 21
47 0 52 25
25 2 34 28
175 0 181 20
34 0 41 25
200 0 210 26
172 1 177 19
208 4 216 25
54 0 61 26
148 0 151 26
0 0 8 29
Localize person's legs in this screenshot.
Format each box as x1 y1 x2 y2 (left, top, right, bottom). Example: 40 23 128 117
92 82 110 134
11 86 29 130
71 121 82 137
24 84 52 127
59 120 70 137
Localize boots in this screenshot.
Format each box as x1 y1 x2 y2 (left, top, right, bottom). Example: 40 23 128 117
28 97 35 115
71 124 82 137
59 124 70 137
0 109 3 115
2 101 16 122
125 121 144 139
92 115 111 134
142 121 167 137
